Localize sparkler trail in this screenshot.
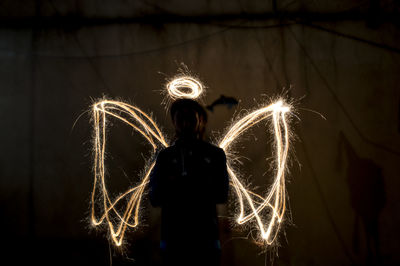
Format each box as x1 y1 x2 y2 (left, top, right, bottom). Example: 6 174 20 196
166 76 203 99
219 100 290 244
90 76 292 247
91 100 168 246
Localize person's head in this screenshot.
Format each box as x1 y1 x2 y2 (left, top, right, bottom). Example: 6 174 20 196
170 99 207 139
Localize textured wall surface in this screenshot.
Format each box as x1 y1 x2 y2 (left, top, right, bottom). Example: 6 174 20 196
1 1 399 265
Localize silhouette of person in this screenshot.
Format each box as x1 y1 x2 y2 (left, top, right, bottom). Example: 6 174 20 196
149 99 229 266
340 133 385 265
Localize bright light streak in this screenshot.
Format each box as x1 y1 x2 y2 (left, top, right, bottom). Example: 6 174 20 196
219 100 290 244
166 76 204 99
90 77 292 247
91 100 168 246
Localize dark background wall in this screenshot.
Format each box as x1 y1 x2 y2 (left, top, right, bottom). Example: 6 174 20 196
1 0 399 265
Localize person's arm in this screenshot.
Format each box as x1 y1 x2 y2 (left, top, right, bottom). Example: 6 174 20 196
214 148 230 204
149 151 165 207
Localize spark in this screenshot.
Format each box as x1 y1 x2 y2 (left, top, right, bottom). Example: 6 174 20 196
90 77 292 247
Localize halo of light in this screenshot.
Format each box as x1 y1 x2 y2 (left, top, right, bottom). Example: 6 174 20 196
166 76 204 99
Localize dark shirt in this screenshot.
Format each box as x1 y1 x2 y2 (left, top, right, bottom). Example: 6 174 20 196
149 137 229 249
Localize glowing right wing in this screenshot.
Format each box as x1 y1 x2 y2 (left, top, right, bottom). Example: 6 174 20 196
218 100 291 245
91 100 168 246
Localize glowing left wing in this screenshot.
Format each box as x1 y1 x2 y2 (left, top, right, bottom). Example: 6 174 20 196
218 100 291 245
91 100 168 246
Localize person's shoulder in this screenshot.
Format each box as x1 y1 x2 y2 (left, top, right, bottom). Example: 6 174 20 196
156 146 176 158
199 140 225 156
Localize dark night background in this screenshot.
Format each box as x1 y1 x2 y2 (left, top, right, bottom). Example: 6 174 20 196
1 0 399 265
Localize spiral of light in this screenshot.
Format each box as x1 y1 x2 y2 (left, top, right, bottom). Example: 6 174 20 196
166 76 204 99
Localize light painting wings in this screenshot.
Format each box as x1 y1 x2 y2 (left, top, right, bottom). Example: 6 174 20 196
90 81 291 247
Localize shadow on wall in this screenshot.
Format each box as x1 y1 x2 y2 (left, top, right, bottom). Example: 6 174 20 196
339 132 386 265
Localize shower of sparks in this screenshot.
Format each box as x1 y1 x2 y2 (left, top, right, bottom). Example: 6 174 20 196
91 76 292 247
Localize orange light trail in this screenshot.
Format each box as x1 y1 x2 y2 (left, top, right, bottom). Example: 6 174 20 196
91 100 168 246
219 100 290 244
90 76 292 246
166 76 203 99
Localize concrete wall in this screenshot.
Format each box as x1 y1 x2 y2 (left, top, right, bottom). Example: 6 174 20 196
1 1 399 265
